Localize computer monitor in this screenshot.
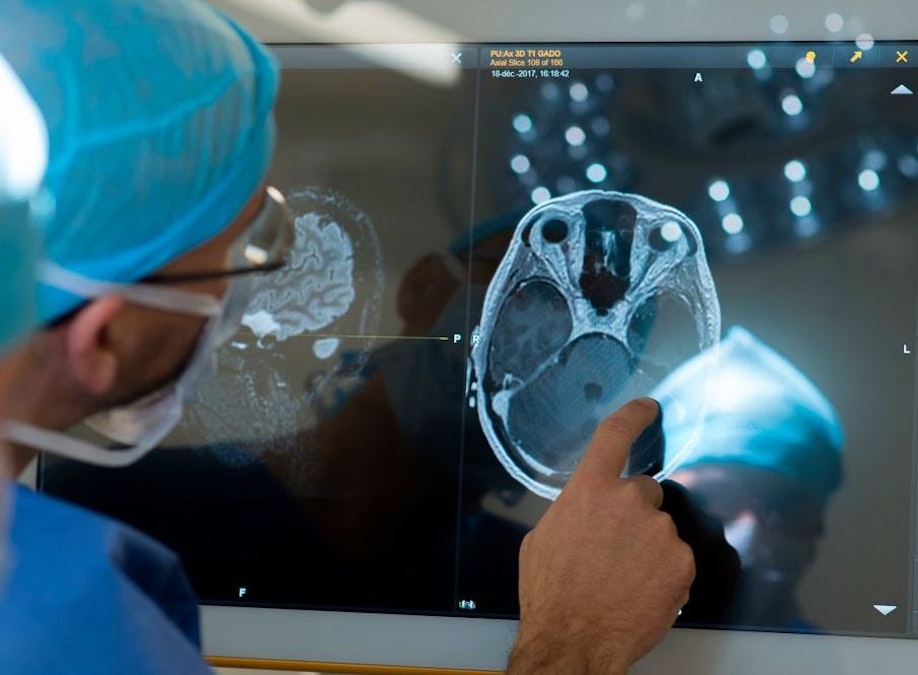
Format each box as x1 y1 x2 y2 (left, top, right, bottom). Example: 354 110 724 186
38 34 918 674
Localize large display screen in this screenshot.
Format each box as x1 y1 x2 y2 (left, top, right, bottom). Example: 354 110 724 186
41 41 918 638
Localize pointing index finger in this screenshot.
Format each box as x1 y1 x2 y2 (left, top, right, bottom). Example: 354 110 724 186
573 397 661 482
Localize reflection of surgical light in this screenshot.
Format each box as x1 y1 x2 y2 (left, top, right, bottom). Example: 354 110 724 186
569 82 589 102
856 33 875 51
784 159 807 182
511 154 531 174
790 196 813 217
795 219 821 238
858 169 880 191
531 186 551 204
565 126 586 146
708 180 730 202
899 156 918 178
795 58 816 79
591 116 611 135
825 13 845 33
722 213 744 234
661 221 683 242
498 52 918 263
557 176 577 193
769 14 790 35
782 94 804 116
746 49 768 70
513 114 533 134
541 82 561 101
586 163 608 183
863 149 888 170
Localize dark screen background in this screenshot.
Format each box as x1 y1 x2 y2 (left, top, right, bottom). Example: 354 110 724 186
41 43 918 637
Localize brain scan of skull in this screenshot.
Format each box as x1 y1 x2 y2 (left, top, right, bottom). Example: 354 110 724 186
471 190 720 500
171 187 384 469
242 208 356 346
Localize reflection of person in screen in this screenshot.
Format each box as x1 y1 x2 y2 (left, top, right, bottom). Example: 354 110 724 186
653 326 844 629
0 5 694 675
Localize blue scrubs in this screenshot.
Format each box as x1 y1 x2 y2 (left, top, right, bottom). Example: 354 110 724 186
0 484 211 674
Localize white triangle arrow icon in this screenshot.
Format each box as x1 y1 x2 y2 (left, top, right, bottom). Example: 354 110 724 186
874 604 897 616
891 84 913 95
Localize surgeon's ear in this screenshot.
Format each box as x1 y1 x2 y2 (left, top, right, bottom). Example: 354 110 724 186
65 296 127 396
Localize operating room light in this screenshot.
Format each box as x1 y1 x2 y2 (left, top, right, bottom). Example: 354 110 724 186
784 160 807 182
565 126 586 146
795 58 816 79
858 169 880 191
722 213 744 234
569 82 589 103
708 180 730 202
531 186 551 204
511 154 531 174
781 94 804 116
513 114 533 134
790 196 812 218
746 49 768 70
586 163 607 183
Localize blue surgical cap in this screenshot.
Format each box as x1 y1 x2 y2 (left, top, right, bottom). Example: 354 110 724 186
0 53 46 352
0 0 279 323
652 326 844 498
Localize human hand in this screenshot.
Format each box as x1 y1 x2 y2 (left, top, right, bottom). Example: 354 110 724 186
507 398 695 675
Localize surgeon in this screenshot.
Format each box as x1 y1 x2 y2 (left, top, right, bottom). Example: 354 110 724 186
0 2 290 671
653 326 844 629
0 2 692 673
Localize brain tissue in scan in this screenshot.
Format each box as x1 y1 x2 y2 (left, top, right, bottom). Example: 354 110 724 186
471 190 720 499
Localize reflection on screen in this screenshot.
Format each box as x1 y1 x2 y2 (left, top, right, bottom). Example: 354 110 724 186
40 42 918 639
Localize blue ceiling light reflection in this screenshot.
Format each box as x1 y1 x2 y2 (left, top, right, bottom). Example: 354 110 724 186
708 180 731 202
501 72 630 209
591 116 611 136
510 154 531 174
784 160 807 182
794 219 821 238
790 196 813 218
863 149 887 171
512 114 533 134
781 94 804 116
569 82 589 103
722 213 744 235
858 169 880 192
565 125 586 146
585 163 607 183
531 186 551 204
747 49 768 70
898 155 918 178
556 176 577 194
795 58 816 79
492 46 918 262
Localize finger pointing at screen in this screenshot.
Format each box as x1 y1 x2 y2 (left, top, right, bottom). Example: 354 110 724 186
508 398 695 675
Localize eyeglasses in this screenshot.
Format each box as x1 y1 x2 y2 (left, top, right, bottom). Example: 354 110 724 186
146 186 295 284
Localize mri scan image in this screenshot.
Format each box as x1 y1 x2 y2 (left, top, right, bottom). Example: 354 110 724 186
471 190 721 499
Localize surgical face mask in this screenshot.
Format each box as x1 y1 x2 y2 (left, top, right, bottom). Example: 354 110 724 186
82 259 261 454
2 268 248 467
2 188 295 467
